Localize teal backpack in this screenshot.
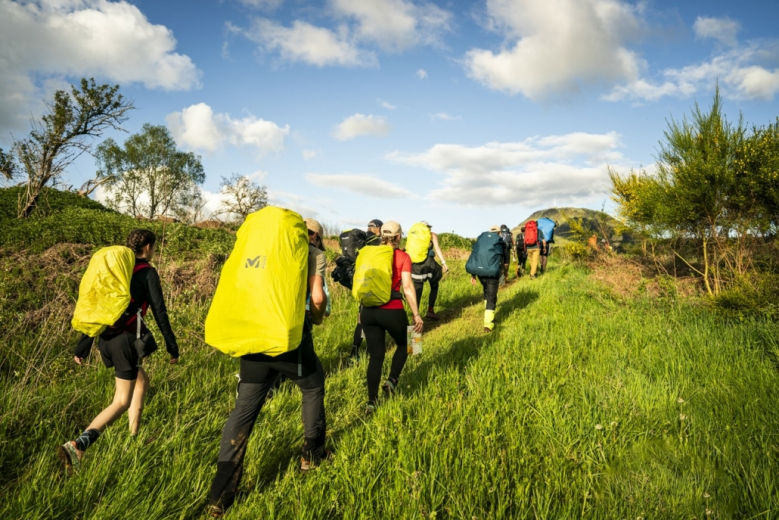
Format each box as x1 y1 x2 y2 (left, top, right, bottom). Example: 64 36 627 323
466 232 503 277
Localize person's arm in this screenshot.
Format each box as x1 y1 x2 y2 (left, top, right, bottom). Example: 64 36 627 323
431 233 448 274
471 275 477 286
74 333 93 364
145 268 179 362
401 271 424 333
308 274 327 325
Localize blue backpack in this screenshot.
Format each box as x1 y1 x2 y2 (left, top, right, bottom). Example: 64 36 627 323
466 232 504 277
537 217 556 243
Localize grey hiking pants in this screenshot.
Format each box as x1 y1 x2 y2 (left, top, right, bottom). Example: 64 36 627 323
209 327 326 509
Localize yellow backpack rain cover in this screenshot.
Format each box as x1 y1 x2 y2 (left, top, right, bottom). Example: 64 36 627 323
71 246 136 337
205 207 308 357
405 222 432 263
352 245 394 307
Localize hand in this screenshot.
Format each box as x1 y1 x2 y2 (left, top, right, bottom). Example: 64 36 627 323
170 357 178 365
442 264 449 274
412 314 424 333
73 356 83 365
470 277 477 286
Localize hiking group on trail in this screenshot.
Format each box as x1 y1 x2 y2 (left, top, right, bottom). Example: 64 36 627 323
61 207 555 516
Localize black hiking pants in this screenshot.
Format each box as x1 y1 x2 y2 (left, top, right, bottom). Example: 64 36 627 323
412 256 442 311
478 276 499 311
209 327 326 510
360 307 409 403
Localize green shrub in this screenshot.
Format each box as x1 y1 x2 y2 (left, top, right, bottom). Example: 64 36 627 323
0 187 108 220
437 232 474 250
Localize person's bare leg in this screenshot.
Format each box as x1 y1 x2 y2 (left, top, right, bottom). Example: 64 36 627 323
128 367 149 436
72 378 136 460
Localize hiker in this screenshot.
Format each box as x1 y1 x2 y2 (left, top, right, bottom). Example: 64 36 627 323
407 221 448 320
59 229 179 472
515 225 528 277
498 224 513 285
357 221 423 413
349 219 383 360
206 211 329 517
523 220 545 279
466 225 507 333
536 218 556 275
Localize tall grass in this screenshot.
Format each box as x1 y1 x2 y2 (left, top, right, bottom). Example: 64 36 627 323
2 249 779 518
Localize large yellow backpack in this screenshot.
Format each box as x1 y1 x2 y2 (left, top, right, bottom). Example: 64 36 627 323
205 207 309 357
352 245 395 307
405 222 432 263
72 246 137 337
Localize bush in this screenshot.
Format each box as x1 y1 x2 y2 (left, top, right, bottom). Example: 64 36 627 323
437 232 474 250
0 187 108 220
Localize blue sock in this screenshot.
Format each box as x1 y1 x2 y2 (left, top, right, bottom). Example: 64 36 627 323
74 429 100 451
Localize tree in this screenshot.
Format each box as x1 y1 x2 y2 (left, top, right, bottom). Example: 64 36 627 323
96 124 205 219
173 183 210 224
10 78 134 218
0 148 16 181
216 173 268 223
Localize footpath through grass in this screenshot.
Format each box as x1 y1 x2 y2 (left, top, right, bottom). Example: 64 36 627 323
2 257 779 519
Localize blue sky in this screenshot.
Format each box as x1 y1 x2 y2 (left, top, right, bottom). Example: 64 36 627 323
1 0 779 236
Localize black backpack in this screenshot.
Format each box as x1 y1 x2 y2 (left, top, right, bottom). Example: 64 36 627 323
339 229 367 262
499 228 513 249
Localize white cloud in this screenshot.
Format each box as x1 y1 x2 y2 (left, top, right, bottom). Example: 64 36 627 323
269 190 322 219
332 113 391 141
303 149 319 160
416 68 428 79
331 0 452 52
386 132 625 206
306 173 412 198
430 112 461 121
235 0 284 10
0 0 201 132
237 17 376 67
464 0 643 100
606 42 779 102
694 16 740 47
378 98 397 110
166 103 290 154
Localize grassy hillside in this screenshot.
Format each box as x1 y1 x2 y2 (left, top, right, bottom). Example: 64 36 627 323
511 207 633 247
2 189 779 518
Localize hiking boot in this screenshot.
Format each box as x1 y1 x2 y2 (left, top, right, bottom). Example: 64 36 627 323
425 311 440 320
57 441 81 474
484 327 492 333
207 504 225 518
382 377 398 395
365 401 377 415
301 450 333 472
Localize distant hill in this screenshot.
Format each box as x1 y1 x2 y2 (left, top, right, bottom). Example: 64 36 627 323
510 207 634 247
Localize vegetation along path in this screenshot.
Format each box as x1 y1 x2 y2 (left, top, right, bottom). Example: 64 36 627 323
2 245 779 518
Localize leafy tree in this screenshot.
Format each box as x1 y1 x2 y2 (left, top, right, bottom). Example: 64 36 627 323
96 124 205 219
9 78 134 218
216 173 268 223
173 183 210 224
0 148 16 181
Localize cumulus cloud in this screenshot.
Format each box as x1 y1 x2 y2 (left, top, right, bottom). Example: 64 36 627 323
416 68 428 79
694 16 740 47
386 132 625 206
0 0 201 132
303 149 319 160
306 173 412 198
606 41 779 102
166 103 290 155
464 0 643 100
378 98 397 110
235 18 376 67
332 113 391 141
331 0 452 52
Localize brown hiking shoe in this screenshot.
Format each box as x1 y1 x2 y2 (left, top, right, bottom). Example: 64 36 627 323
425 311 440 320
484 327 492 333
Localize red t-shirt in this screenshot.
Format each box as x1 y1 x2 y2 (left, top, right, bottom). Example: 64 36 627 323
380 249 411 310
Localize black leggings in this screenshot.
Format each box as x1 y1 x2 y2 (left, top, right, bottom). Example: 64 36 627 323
414 282 439 311
359 307 409 402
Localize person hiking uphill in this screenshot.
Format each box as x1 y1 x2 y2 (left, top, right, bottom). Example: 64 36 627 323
498 224 513 285
206 214 329 517
59 229 179 472
407 221 448 320
523 220 545 279
515 225 528 278
349 219 383 361
359 221 423 414
536 218 556 275
466 225 507 333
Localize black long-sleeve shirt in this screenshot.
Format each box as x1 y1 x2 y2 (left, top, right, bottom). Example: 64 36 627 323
75 259 179 359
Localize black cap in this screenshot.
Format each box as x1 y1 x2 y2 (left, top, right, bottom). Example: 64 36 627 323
368 219 383 229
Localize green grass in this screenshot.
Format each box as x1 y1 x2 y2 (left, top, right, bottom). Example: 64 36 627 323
2 248 779 519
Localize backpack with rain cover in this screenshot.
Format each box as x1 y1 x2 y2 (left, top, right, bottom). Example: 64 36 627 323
524 220 538 246
72 246 138 337
466 232 504 277
537 217 556 243
352 245 399 307
205 207 309 357
405 223 432 264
